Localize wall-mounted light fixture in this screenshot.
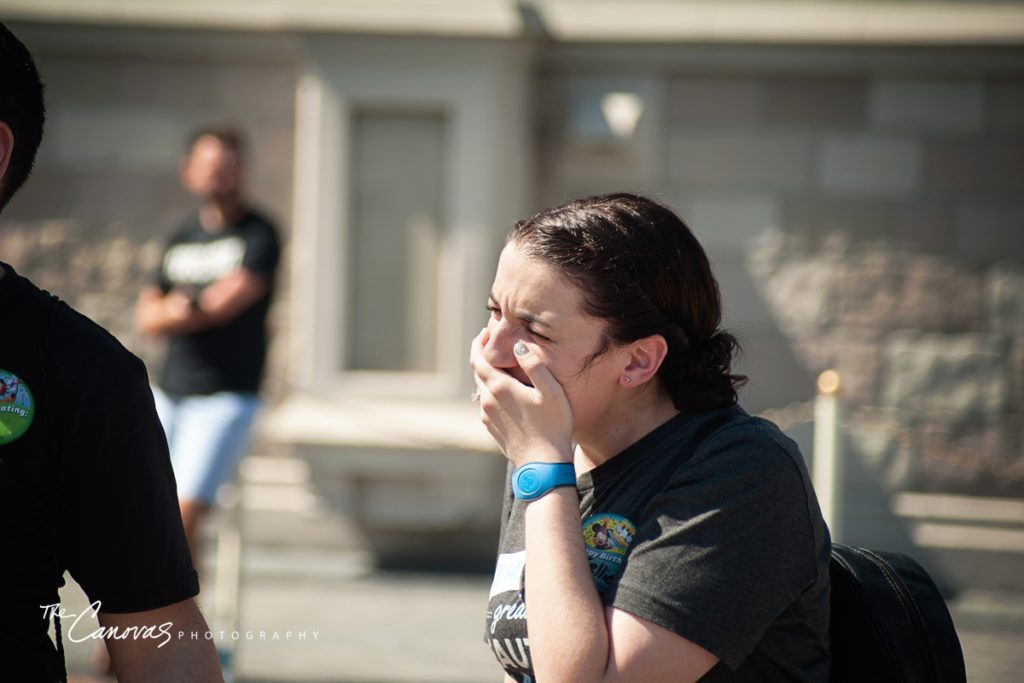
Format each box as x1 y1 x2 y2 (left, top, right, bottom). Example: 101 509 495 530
568 79 646 143
601 91 645 140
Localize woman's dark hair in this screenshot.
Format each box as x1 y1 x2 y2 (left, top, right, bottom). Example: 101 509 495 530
508 192 746 412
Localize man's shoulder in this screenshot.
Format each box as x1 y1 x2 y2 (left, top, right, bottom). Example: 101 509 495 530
48 296 147 379
4 271 147 395
240 208 281 238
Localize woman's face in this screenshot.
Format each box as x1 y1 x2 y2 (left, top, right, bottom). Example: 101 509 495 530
481 241 628 438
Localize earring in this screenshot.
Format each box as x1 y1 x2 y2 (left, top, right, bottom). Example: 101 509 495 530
623 376 632 384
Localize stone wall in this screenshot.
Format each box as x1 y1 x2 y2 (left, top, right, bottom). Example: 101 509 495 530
750 231 1024 496
534 49 1024 415
662 57 1024 497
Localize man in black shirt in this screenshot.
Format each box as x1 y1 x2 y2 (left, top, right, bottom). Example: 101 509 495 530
0 22 221 682
135 127 280 558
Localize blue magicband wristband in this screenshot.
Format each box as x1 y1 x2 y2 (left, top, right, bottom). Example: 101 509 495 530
512 462 576 501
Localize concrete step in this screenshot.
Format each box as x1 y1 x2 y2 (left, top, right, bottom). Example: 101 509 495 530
206 455 370 551
889 492 1024 593
204 454 502 575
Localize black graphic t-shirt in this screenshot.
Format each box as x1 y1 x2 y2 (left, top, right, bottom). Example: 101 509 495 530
156 209 280 396
484 406 831 682
0 263 199 680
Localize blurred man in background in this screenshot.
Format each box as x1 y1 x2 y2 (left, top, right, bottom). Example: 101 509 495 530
135 127 280 561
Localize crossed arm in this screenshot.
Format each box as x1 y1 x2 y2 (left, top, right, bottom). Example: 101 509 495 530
135 268 268 336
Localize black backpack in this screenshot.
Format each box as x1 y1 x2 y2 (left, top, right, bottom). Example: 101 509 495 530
829 543 967 683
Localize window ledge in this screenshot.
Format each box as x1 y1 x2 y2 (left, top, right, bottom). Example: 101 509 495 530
260 392 498 453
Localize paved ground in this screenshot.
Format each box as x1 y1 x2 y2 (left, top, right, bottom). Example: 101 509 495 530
59 455 1024 682
61 555 499 683
949 589 1024 683
59 549 1024 683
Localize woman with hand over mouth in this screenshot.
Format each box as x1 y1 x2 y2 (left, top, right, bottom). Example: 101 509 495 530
473 193 830 683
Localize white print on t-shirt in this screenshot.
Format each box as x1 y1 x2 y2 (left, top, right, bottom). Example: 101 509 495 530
489 550 526 598
489 599 527 635
491 636 530 670
163 237 245 285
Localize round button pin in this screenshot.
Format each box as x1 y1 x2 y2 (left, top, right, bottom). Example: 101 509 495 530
0 369 35 446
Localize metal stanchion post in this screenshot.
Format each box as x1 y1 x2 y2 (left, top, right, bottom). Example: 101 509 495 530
813 370 843 543
213 482 243 682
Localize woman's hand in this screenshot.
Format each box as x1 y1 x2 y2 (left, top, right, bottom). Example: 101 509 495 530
470 328 574 468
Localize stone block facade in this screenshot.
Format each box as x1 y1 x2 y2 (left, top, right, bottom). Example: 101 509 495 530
670 132 812 191
750 230 1024 495
544 58 1024 471
819 136 923 197
881 332 1012 417
868 81 985 133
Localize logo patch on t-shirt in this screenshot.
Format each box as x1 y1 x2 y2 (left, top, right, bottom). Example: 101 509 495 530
163 236 245 285
582 513 636 593
0 369 34 445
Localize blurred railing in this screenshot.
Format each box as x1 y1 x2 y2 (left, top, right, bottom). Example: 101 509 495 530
813 370 844 541
783 369 1024 591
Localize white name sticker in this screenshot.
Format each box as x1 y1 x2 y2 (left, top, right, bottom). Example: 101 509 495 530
489 551 526 598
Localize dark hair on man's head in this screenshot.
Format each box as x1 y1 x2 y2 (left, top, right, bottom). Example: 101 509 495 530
509 193 747 412
186 125 246 160
0 23 46 211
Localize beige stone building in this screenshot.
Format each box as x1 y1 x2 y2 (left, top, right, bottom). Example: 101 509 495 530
2 0 1023 581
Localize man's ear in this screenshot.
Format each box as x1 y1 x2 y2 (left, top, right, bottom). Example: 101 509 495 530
0 122 14 186
621 334 669 387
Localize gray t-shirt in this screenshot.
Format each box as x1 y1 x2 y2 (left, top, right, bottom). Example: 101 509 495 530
484 406 831 682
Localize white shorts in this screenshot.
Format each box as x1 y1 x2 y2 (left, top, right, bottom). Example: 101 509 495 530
152 386 261 506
